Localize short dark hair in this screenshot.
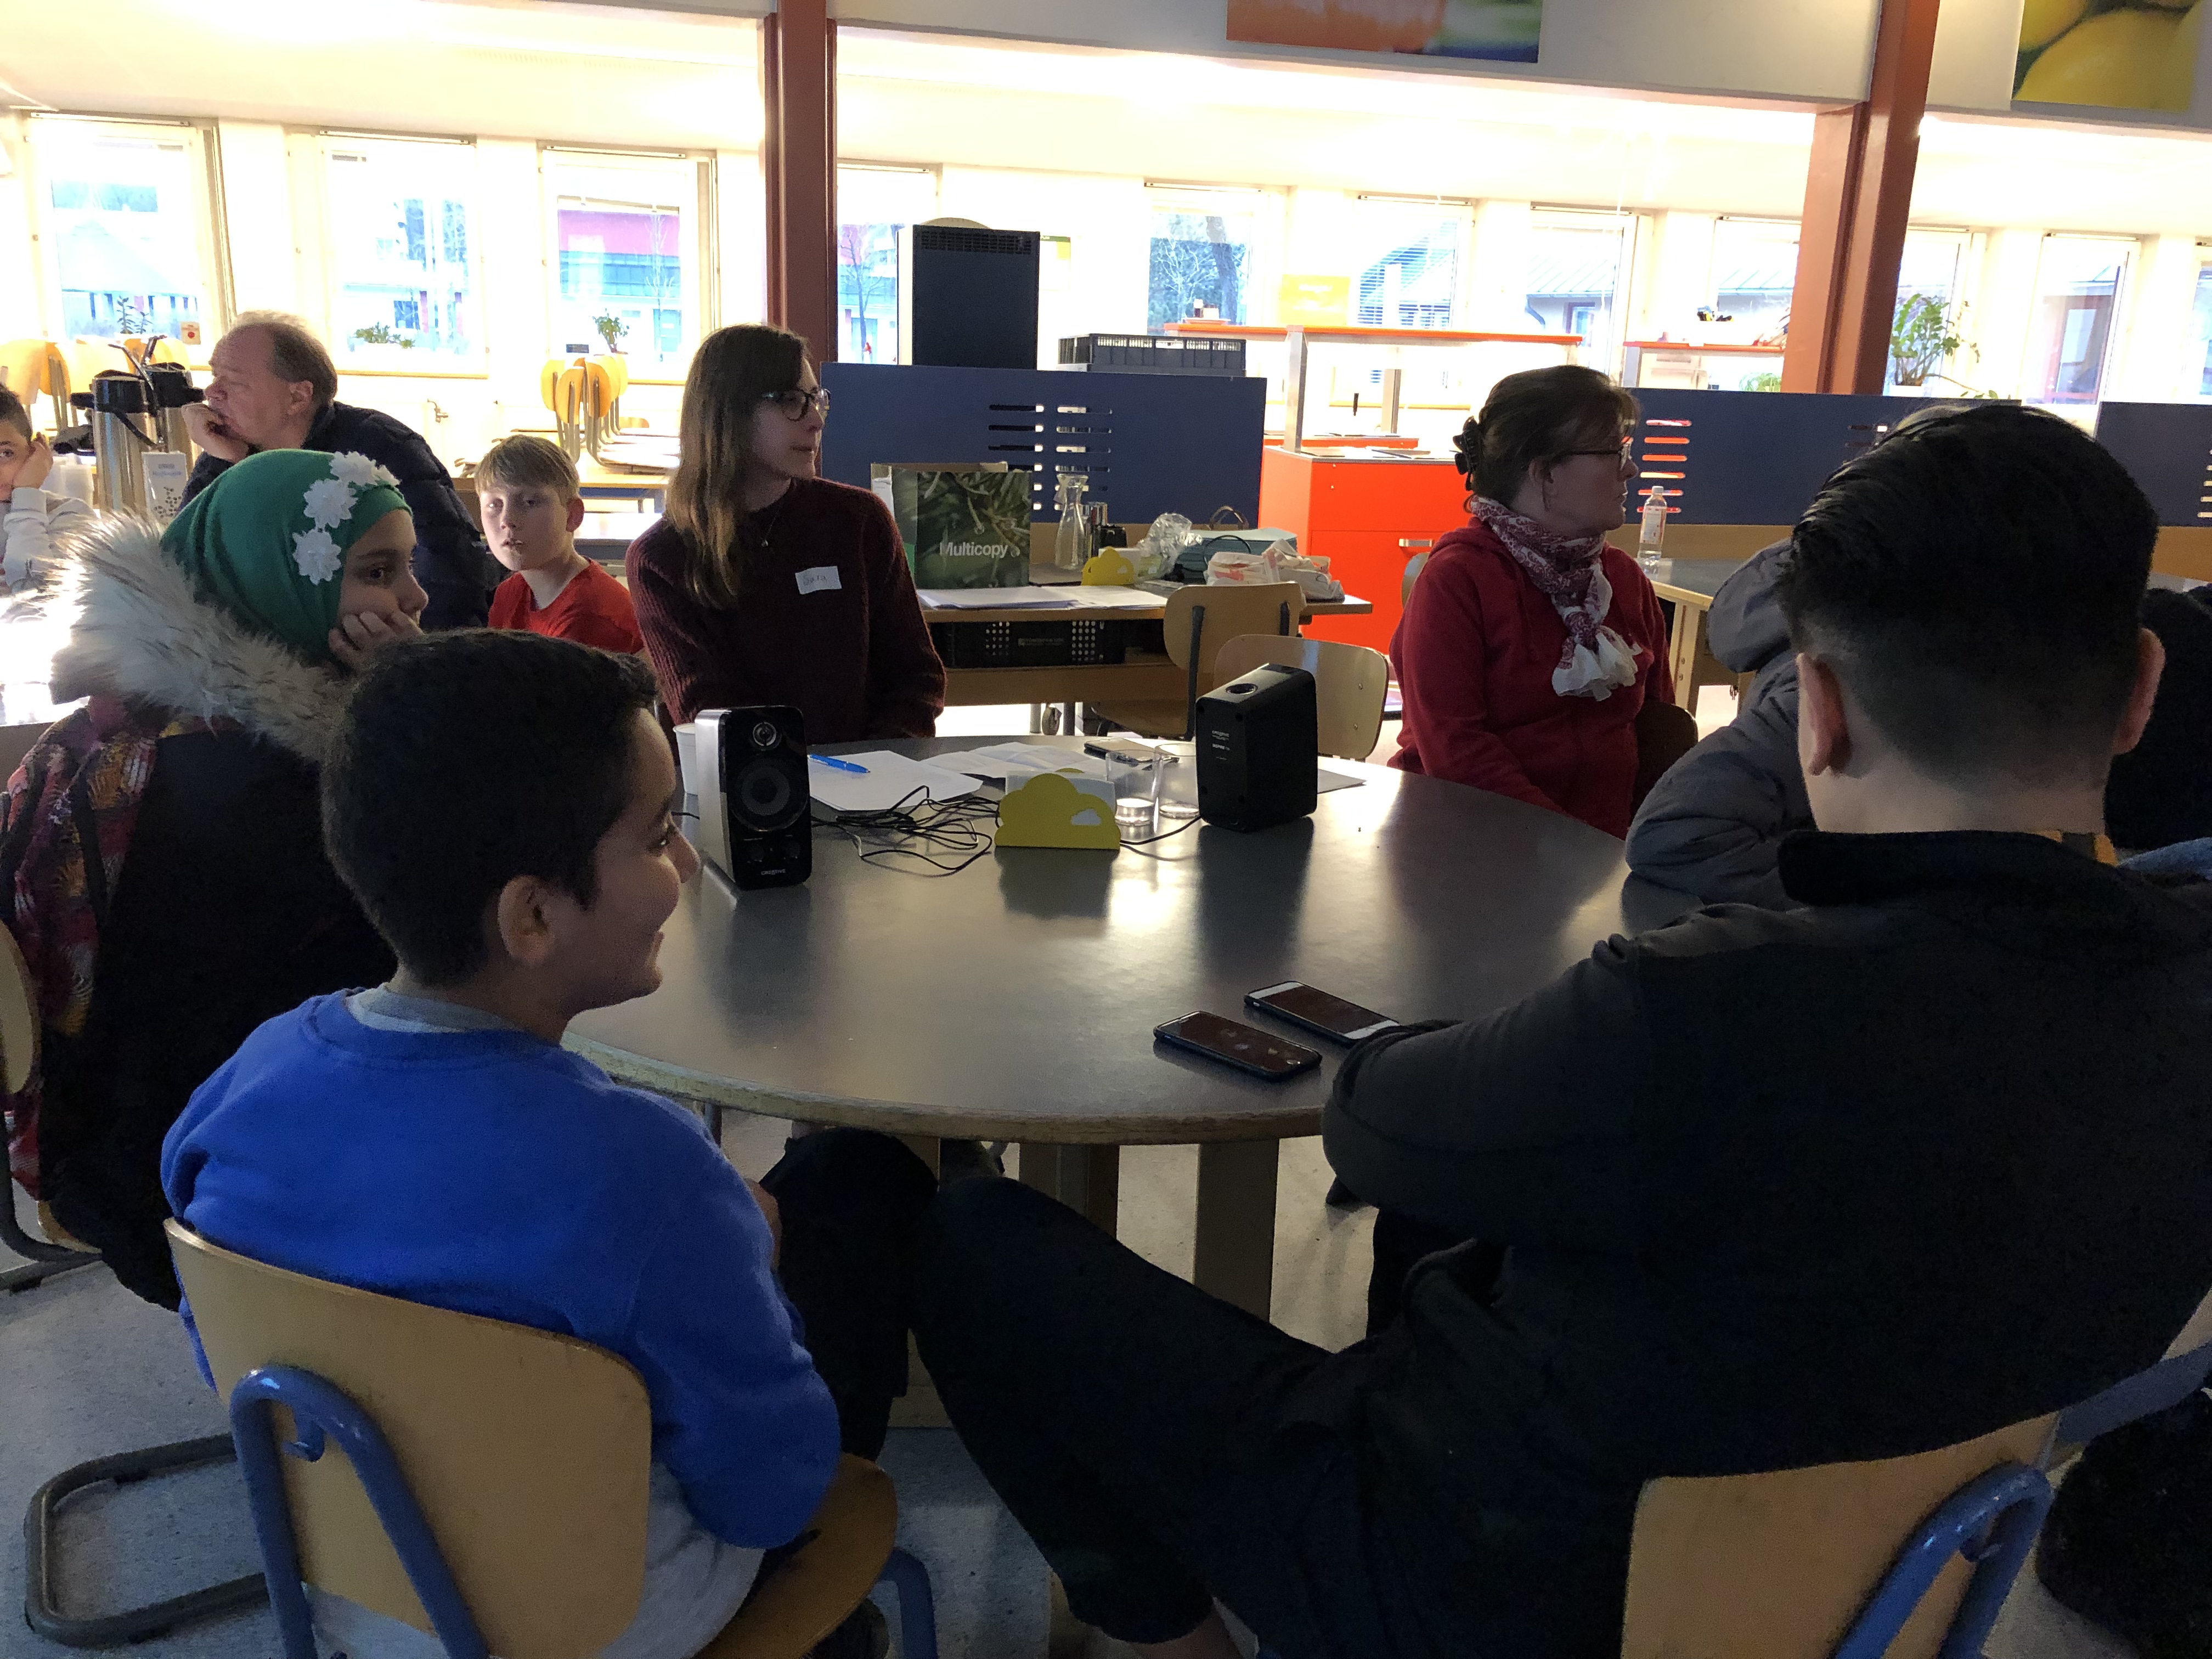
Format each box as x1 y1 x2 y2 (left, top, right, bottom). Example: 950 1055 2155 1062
1776 403 2155 785
1454 365 1639 505
324 631 662 985
230 311 339 413
0 386 31 443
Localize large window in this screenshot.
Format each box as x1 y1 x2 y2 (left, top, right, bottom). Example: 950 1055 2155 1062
545 150 709 378
27 116 218 343
1887 228 1973 393
837 165 938 365
1709 218 1801 345
2028 235 2134 405
1526 210 1637 374
1148 188 1263 331
321 137 481 368
1349 199 1465 330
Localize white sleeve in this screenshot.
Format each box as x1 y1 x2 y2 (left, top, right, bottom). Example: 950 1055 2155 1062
2 490 93 591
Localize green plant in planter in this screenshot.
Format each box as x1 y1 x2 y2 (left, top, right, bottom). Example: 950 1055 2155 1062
1889 294 1966 388
352 323 415 349
1742 371 1784 394
592 312 630 354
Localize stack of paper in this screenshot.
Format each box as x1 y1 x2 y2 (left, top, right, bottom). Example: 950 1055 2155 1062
807 752 981 814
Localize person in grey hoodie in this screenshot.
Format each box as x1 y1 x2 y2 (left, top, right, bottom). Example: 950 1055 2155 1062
1624 540 1806 905
1630 540 2212 905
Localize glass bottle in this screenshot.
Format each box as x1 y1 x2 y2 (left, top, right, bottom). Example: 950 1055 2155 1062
1054 473 1091 572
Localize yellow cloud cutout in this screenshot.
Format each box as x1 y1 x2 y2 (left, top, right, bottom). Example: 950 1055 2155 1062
997 770 1121 850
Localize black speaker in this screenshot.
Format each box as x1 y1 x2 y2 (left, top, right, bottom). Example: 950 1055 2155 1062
695 707 812 889
1195 665 1318 832
912 224 1040 369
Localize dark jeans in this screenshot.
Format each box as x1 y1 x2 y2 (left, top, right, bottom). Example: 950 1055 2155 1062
911 1178 1439 1658
1365 1209 1498 1338
759 1127 937 1460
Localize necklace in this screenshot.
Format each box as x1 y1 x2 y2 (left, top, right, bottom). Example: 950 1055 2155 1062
746 481 795 556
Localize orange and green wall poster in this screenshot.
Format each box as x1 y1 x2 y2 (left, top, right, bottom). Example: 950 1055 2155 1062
2016 0 2200 110
1228 0 1543 63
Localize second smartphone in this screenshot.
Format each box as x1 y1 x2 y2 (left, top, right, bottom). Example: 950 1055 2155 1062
1245 981 1400 1044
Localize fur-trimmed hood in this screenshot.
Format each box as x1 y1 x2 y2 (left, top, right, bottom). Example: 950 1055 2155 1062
48 514 350 764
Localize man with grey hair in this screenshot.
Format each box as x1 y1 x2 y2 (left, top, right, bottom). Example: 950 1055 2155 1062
182 311 498 628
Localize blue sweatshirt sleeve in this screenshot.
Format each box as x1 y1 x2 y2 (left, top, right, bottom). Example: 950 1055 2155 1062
623 1152 841 1549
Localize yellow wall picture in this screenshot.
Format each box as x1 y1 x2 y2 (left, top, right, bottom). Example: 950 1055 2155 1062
2015 0 2201 111
1228 0 1542 63
997 772 1121 851
1279 274 1353 328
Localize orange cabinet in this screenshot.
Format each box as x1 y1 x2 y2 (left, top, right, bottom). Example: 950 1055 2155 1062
1260 447 1468 653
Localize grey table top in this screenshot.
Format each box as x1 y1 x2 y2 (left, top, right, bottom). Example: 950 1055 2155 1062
567 736 1696 1144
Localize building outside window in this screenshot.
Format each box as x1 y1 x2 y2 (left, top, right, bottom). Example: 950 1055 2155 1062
1709 218 1800 347
545 150 707 377
2027 235 2134 405
28 115 216 343
322 137 481 366
1526 209 1637 376
1349 199 1465 330
1148 188 1262 331
837 165 938 365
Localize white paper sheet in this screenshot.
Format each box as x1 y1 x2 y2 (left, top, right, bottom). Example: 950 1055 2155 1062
917 586 1077 610
932 743 1111 785
806 752 982 814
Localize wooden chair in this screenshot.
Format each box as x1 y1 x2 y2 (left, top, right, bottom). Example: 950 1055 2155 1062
1212 634 1390 762
1622 1414 2056 1659
0 338 71 433
167 1221 936 1659
1090 582 1303 741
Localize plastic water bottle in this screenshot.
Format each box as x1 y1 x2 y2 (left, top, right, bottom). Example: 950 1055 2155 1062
1638 486 1668 568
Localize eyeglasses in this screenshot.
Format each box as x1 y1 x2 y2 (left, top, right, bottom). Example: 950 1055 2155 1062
761 387 832 421
1561 438 1638 469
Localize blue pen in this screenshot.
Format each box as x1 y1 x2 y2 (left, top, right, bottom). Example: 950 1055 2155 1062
814 755 870 775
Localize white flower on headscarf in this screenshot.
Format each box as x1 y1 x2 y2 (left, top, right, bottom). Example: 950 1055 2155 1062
303 477 357 529
293 527 342 584
328 452 386 489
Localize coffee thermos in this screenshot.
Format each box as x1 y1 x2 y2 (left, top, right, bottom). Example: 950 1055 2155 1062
67 366 202 521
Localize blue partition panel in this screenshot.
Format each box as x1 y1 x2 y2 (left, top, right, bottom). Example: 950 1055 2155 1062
1633 390 1943 524
2095 403 2212 527
820 363 1266 526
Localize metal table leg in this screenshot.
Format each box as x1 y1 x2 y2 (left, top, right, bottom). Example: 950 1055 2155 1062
1193 1141 1281 1321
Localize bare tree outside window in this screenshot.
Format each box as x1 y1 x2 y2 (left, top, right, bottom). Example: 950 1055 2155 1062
1149 211 1251 331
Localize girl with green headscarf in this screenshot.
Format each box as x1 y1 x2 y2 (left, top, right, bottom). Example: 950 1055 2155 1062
10 449 420 1305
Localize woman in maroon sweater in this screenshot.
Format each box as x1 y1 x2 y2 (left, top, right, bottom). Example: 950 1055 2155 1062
1392 365 1673 838
628 324 945 740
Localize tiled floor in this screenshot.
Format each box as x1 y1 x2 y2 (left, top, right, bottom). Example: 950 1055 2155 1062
0 709 2148 1658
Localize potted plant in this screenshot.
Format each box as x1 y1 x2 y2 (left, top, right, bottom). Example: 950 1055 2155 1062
1889 295 1967 391
592 312 630 356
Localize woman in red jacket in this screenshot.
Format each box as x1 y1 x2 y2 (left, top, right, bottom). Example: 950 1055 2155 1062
1392 364 1673 837
627 324 945 741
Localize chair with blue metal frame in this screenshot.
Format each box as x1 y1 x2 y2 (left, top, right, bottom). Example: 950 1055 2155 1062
1252 1415 2056 1659
166 1218 937 1659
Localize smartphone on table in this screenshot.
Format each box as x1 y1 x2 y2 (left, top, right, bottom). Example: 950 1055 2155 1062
1244 981 1399 1045
1154 1011 1323 1082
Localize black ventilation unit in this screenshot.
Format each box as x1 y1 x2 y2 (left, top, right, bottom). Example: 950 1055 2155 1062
912 224 1040 370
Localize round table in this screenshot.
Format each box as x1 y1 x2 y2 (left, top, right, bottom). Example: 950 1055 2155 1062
568 736 1694 1317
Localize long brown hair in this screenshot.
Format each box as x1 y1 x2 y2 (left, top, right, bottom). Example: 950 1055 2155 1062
666 323 810 607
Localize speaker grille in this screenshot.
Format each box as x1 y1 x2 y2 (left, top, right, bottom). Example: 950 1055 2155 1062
916 225 1039 258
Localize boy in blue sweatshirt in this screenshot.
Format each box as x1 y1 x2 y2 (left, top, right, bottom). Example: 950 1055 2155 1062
162 631 934 1659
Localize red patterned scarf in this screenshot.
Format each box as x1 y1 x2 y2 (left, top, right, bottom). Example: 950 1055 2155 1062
1470 496 1642 699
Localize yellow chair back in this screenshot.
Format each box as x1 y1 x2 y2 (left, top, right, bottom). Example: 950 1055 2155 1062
1211 634 1389 761
1622 1414 2057 1659
166 1221 652 1659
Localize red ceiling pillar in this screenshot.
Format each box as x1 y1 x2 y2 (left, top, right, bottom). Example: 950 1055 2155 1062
1781 0 1942 393
762 0 838 363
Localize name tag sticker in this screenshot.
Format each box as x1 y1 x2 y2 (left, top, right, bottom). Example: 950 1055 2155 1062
796 566 843 596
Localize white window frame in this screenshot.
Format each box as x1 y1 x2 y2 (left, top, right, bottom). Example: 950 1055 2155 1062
309 131 489 377
541 145 718 384
1143 182 1285 331
1530 206 1646 380
22 113 229 351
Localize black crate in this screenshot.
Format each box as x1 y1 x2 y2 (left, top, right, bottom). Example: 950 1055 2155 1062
931 618 1163 669
1058 334 1247 376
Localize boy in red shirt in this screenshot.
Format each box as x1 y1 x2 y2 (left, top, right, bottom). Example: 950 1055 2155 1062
481 436 644 653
